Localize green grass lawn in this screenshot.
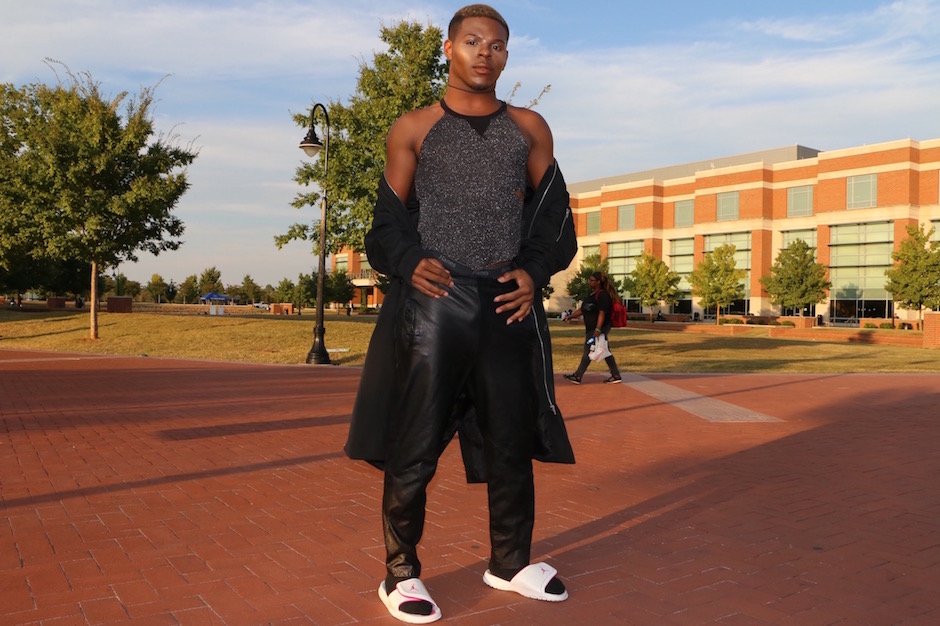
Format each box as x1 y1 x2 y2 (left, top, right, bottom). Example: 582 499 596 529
2 307 940 373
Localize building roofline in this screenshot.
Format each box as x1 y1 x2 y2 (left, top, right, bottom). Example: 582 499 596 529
568 145 821 196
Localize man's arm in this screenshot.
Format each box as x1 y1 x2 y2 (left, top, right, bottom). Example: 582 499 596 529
494 108 556 323
371 112 452 298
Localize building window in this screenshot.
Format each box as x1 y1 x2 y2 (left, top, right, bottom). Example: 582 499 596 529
674 199 694 227
586 212 601 235
617 204 635 231
781 228 817 248
669 238 695 297
828 222 893 324
847 174 877 209
334 255 348 274
582 245 600 259
716 191 739 221
787 185 813 217
608 241 645 301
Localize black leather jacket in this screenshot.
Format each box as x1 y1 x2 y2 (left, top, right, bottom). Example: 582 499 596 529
345 161 577 482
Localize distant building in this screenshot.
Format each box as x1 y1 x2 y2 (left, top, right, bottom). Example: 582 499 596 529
565 137 940 324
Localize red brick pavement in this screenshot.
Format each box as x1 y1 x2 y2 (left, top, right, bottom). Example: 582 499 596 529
1 349 939 625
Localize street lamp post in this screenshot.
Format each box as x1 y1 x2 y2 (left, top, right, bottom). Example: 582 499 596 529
299 103 331 364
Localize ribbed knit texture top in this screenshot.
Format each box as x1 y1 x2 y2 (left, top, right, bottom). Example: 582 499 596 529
415 100 529 271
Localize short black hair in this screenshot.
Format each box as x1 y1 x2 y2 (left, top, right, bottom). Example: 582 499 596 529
448 4 509 41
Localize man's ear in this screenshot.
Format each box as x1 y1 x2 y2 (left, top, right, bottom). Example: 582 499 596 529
443 39 453 60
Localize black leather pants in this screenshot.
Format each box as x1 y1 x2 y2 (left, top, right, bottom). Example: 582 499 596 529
382 270 537 580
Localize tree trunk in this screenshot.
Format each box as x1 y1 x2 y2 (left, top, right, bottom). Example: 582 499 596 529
89 260 99 339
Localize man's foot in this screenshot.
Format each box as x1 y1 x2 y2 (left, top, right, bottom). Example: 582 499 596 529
378 578 441 623
483 563 568 601
563 374 581 385
604 375 622 384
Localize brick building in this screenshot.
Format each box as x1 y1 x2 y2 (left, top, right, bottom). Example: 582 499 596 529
564 137 940 324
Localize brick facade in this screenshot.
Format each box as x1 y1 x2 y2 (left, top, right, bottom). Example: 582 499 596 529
566 137 940 322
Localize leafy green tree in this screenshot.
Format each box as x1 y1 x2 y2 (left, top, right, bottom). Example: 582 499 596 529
278 20 448 257
759 239 831 316
326 268 355 306
631 251 681 321
178 274 198 304
145 273 168 303
884 224 940 323
294 272 313 309
566 254 610 303
0 62 197 338
273 278 295 304
689 244 747 324
240 274 263 304
197 267 223 296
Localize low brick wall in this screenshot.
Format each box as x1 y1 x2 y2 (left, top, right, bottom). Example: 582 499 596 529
924 313 940 349
767 326 924 347
47 297 68 308
107 296 133 313
270 303 294 315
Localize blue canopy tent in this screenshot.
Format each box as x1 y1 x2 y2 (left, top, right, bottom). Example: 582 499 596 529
199 292 231 303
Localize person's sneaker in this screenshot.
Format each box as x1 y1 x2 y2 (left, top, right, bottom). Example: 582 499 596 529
563 374 581 385
604 375 622 384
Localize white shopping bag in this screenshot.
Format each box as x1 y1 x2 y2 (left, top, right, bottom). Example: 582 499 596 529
589 333 612 361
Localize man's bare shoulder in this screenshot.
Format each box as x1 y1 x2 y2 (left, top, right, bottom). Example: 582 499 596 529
506 104 551 134
388 103 445 146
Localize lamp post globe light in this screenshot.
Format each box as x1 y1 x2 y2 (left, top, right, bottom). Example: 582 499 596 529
299 103 331 364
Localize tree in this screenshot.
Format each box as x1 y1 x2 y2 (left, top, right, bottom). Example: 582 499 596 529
566 254 609 303
273 278 295 305
197 267 223 296
884 224 940 324
145 273 168 303
240 274 263 304
326 268 355 306
759 239 831 316
689 244 747 324
631 251 681 321
178 274 198 304
278 20 448 258
0 62 197 338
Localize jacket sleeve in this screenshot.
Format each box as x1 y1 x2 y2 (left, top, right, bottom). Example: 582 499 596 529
364 175 426 282
514 161 578 288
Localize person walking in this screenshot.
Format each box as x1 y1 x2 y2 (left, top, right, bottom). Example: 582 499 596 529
344 4 577 623
564 271 622 384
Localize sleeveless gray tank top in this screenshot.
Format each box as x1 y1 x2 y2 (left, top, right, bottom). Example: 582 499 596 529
415 100 529 271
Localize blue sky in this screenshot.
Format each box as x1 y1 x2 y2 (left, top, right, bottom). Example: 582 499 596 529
3 0 940 287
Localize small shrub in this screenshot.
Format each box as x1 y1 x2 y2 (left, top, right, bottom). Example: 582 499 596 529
864 322 877 329
780 320 795 327
879 322 894 329
720 318 743 325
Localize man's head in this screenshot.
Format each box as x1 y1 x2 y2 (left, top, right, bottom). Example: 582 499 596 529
444 4 510 93
448 4 509 42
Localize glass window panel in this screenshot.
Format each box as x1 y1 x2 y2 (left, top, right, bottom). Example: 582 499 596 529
787 185 814 217
671 238 695 255
847 174 877 209
674 199 694 227
586 212 601 234
582 245 600 259
618 204 635 230
716 191 739 221
782 229 817 248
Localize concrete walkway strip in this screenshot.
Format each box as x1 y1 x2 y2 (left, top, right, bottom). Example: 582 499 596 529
620 373 783 422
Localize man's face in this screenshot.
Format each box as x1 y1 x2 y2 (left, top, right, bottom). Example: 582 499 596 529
444 16 509 92
589 277 599 289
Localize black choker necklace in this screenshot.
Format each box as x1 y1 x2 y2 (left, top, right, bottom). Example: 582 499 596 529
446 82 496 94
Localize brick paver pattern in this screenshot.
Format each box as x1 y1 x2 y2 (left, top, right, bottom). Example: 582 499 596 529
2 349 939 625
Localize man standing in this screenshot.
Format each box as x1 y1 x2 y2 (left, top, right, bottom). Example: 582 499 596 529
346 5 576 622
